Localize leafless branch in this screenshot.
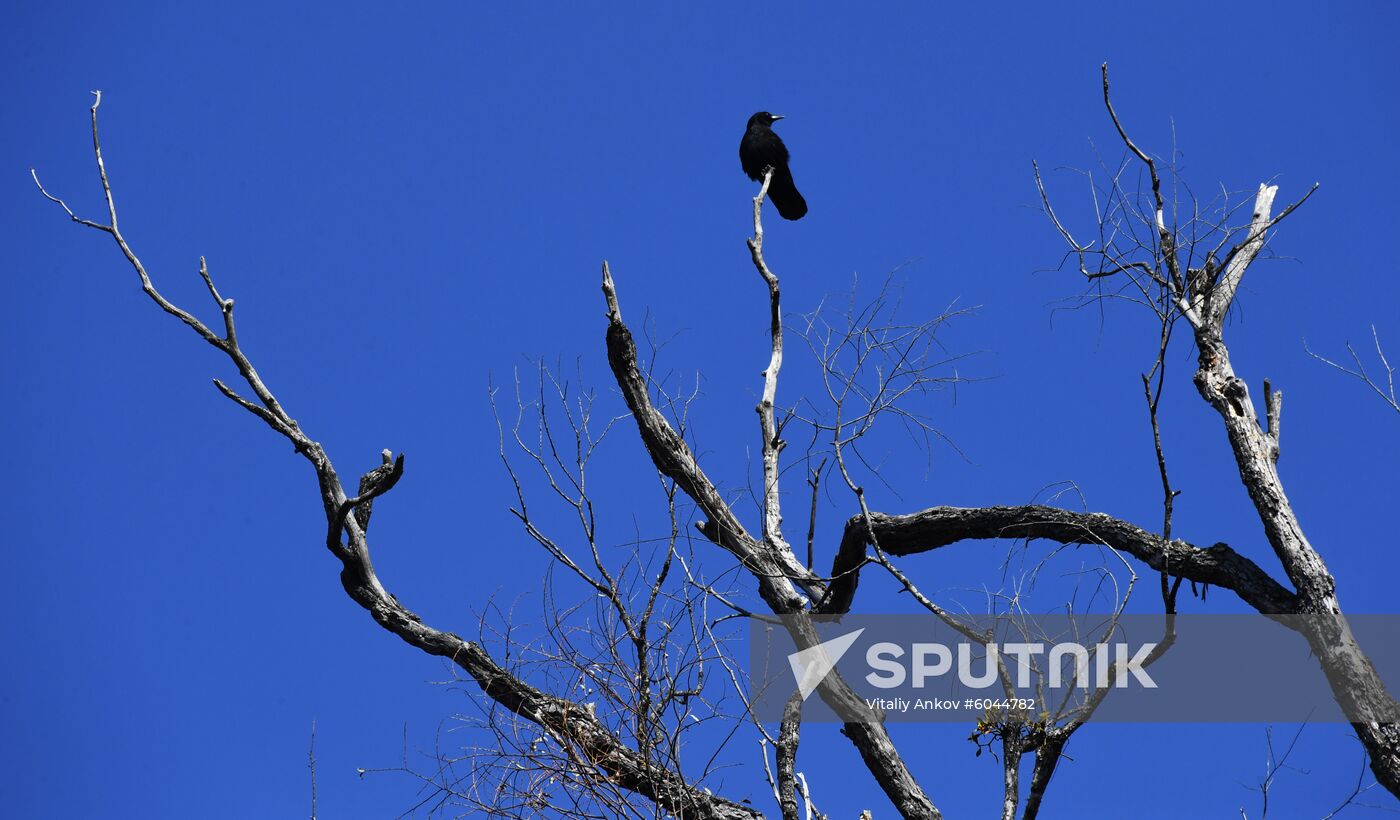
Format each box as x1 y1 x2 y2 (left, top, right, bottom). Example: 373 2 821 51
1306 327 1400 416
308 720 318 820
804 456 826 571
750 168 797 563
821 505 1295 616
775 693 803 820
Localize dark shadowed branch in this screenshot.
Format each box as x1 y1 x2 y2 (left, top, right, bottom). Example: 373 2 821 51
820 505 1296 616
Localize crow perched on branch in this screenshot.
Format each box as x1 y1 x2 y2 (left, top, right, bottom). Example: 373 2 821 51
739 112 807 220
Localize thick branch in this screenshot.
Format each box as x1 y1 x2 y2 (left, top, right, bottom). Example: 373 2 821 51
999 728 1023 820
776 693 802 820
1206 183 1277 325
820 505 1297 615
1021 732 1068 820
1204 183 1317 327
1053 65 1398 803
338 567 761 819
1186 184 1400 795
601 262 817 611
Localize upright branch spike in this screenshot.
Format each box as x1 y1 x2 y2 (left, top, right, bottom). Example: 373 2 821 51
601 260 622 322
749 167 788 552
353 451 405 533
1264 379 1282 461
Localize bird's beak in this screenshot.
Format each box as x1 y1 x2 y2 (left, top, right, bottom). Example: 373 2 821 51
771 114 785 121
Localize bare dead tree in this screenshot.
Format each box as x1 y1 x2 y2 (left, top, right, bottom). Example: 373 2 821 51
1029 63 1400 797
33 65 1400 818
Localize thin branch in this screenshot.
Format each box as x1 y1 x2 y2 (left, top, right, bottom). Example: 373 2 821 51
1306 327 1400 416
749 168 795 558
804 458 826 571
308 720 318 820
30 168 110 231
1101 63 1183 299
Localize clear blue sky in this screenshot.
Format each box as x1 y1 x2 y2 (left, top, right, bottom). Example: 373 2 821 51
5 2 1400 817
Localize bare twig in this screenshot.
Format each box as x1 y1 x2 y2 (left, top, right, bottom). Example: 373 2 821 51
308 720 318 820
1306 327 1400 416
804 458 826 571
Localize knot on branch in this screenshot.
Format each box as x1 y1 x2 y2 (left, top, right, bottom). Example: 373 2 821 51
346 450 405 535
1223 377 1249 417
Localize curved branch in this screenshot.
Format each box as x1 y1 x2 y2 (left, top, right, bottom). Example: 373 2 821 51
819 504 1298 615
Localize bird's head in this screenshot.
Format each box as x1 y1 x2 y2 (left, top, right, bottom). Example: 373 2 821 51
748 111 784 129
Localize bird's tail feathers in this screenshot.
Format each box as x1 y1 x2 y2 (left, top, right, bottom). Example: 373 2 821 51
767 166 808 221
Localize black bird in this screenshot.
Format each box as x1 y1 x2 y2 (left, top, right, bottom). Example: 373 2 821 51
739 112 807 220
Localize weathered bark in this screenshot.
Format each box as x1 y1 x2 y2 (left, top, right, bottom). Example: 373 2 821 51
602 262 817 614
999 730 1022 820
1186 187 1400 795
1020 731 1067 820
820 505 1297 615
1043 68 1400 799
776 694 803 820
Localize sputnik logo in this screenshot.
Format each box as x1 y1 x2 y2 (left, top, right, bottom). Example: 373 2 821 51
787 628 865 700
